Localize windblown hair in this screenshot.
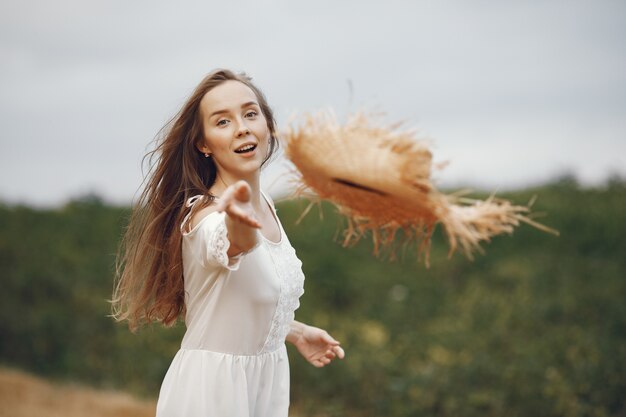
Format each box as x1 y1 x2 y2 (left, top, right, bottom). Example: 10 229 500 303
111 69 279 332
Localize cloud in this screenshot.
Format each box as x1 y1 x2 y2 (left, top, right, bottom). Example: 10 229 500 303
1 0 624 206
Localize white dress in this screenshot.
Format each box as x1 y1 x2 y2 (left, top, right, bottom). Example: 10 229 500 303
155 191 305 417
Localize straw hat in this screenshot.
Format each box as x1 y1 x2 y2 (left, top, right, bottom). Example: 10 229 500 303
281 110 558 266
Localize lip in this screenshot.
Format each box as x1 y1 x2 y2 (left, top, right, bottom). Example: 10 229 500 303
233 141 258 158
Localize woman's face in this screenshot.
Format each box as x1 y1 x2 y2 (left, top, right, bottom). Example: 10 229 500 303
197 80 271 181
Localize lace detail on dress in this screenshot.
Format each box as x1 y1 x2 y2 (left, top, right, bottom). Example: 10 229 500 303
181 194 240 269
260 239 306 353
208 215 231 268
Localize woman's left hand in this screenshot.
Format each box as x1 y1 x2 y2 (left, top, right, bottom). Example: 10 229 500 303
293 324 345 368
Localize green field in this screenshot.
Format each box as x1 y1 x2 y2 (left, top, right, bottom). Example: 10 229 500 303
1 176 625 417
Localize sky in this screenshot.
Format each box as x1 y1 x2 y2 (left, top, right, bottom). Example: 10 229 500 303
1 0 624 207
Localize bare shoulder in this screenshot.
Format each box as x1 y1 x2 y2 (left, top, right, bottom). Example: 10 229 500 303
189 202 220 231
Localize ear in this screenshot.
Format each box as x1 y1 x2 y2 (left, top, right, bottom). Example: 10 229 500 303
195 140 212 156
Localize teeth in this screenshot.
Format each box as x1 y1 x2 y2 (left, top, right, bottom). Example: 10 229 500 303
235 144 256 153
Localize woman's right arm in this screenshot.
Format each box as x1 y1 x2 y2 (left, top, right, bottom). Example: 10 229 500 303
190 180 260 257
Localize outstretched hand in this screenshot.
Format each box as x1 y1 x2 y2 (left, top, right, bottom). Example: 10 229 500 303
215 180 261 229
293 324 345 368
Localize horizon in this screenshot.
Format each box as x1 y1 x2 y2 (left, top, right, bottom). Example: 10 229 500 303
1 166 620 210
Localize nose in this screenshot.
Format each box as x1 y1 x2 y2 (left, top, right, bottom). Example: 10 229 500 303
236 119 250 137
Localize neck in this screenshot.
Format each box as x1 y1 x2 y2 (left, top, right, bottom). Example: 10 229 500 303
211 170 263 210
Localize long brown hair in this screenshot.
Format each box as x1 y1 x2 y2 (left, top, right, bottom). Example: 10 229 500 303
111 69 279 332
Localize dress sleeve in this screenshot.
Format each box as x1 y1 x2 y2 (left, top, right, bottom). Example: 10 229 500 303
193 211 245 271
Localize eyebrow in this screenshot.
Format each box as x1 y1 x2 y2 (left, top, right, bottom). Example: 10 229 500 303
209 101 259 119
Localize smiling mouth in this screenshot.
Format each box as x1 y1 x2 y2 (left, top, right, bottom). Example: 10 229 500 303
234 144 257 154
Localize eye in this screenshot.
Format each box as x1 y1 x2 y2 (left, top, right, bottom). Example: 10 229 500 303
245 110 258 118
216 118 229 127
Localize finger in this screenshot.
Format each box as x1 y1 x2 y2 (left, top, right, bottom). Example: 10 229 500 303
333 346 345 359
233 181 251 202
236 213 261 228
227 206 261 228
314 355 330 366
322 333 340 345
215 188 235 212
324 350 336 360
311 359 324 368
221 185 236 201
238 216 262 229
225 204 247 220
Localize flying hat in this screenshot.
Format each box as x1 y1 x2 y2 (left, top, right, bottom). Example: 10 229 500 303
281 110 558 266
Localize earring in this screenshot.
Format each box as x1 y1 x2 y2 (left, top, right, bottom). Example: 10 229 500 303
204 153 210 158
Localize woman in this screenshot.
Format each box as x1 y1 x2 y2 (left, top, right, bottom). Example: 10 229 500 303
112 69 345 417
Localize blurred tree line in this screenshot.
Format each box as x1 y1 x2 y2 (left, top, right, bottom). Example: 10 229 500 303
0 177 625 417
